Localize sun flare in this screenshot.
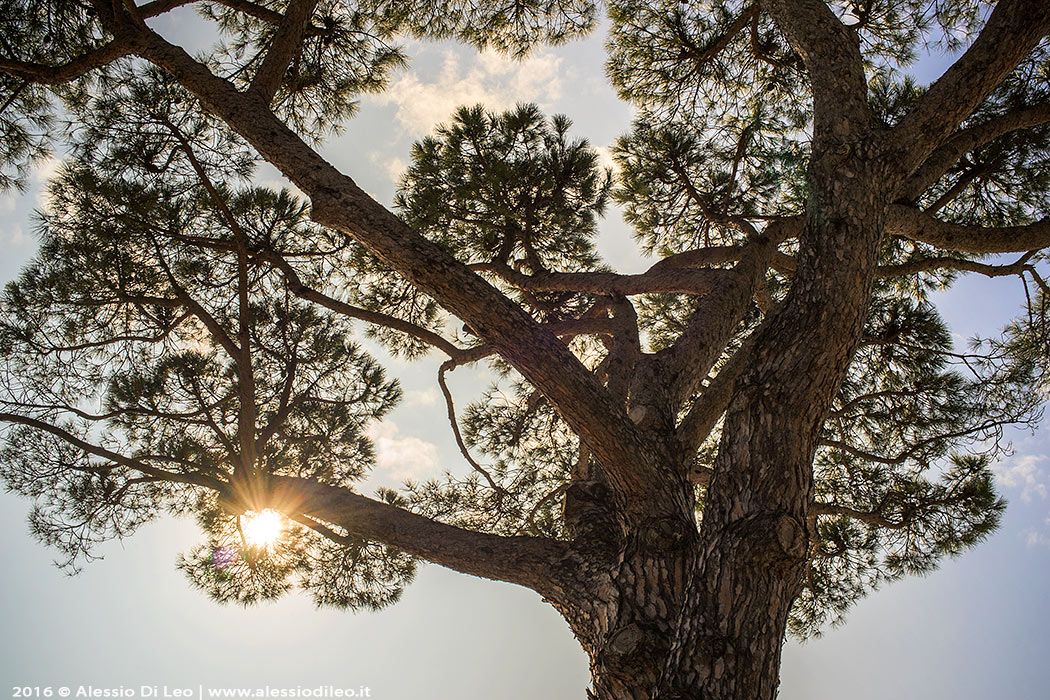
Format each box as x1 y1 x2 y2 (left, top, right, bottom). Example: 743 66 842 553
241 509 284 547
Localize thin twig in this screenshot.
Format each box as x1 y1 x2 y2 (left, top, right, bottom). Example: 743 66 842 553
437 360 506 495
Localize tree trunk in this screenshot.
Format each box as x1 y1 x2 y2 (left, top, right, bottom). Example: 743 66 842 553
569 504 803 700
562 157 891 699
558 449 806 700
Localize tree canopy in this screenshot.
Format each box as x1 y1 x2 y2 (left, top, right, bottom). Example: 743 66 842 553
1 0 1049 698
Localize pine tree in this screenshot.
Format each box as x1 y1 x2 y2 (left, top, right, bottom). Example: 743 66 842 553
2 1 1049 697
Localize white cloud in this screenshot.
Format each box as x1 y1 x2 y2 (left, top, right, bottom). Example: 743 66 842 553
370 48 564 137
1021 512 1050 550
0 222 34 251
32 156 63 211
1024 528 1050 549
402 387 439 408
368 152 407 188
366 419 441 481
993 454 1049 502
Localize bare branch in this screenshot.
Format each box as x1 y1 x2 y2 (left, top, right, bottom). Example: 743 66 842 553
207 0 334 36
820 414 1019 466
211 0 289 26
437 361 505 494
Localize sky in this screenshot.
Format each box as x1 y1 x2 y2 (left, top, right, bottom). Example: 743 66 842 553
2 6 1049 700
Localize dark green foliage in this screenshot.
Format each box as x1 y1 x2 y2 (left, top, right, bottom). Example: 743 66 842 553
793 454 1006 637
0 0 108 189
0 425 170 571
0 50 428 603
0 124 410 604
613 118 806 254
396 104 611 273
789 294 1041 634
921 41 1050 227
365 0 598 57
0 75 53 191
300 535 416 610
66 63 257 186
607 0 806 124
202 0 408 138
0 0 105 61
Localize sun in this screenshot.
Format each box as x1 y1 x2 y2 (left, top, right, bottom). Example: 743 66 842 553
240 509 285 547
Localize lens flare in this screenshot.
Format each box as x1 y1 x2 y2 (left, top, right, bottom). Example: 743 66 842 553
241 509 284 547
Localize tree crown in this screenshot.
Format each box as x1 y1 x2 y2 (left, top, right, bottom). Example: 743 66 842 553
0 0 1048 647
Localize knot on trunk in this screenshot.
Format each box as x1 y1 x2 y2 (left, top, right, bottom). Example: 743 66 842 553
564 479 620 544
724 511 810 570
638 516 696 552
775 513 807 559
598 621 672 675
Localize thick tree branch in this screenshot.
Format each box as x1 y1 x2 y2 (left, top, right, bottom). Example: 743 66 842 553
680 4 760 66
268 475 578 599
655 218 797 409
0 411 578 598
887 204 1050 254
876 251 1036 279
810 502 900 529
249 0 319 104
676 329 762 466
138 0 198 18
444 316 624 369
473 260 726 296
887 0 1050 178
0 39 133 84
760 0 869 144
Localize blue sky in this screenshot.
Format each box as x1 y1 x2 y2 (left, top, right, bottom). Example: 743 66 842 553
1 7 1049 699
